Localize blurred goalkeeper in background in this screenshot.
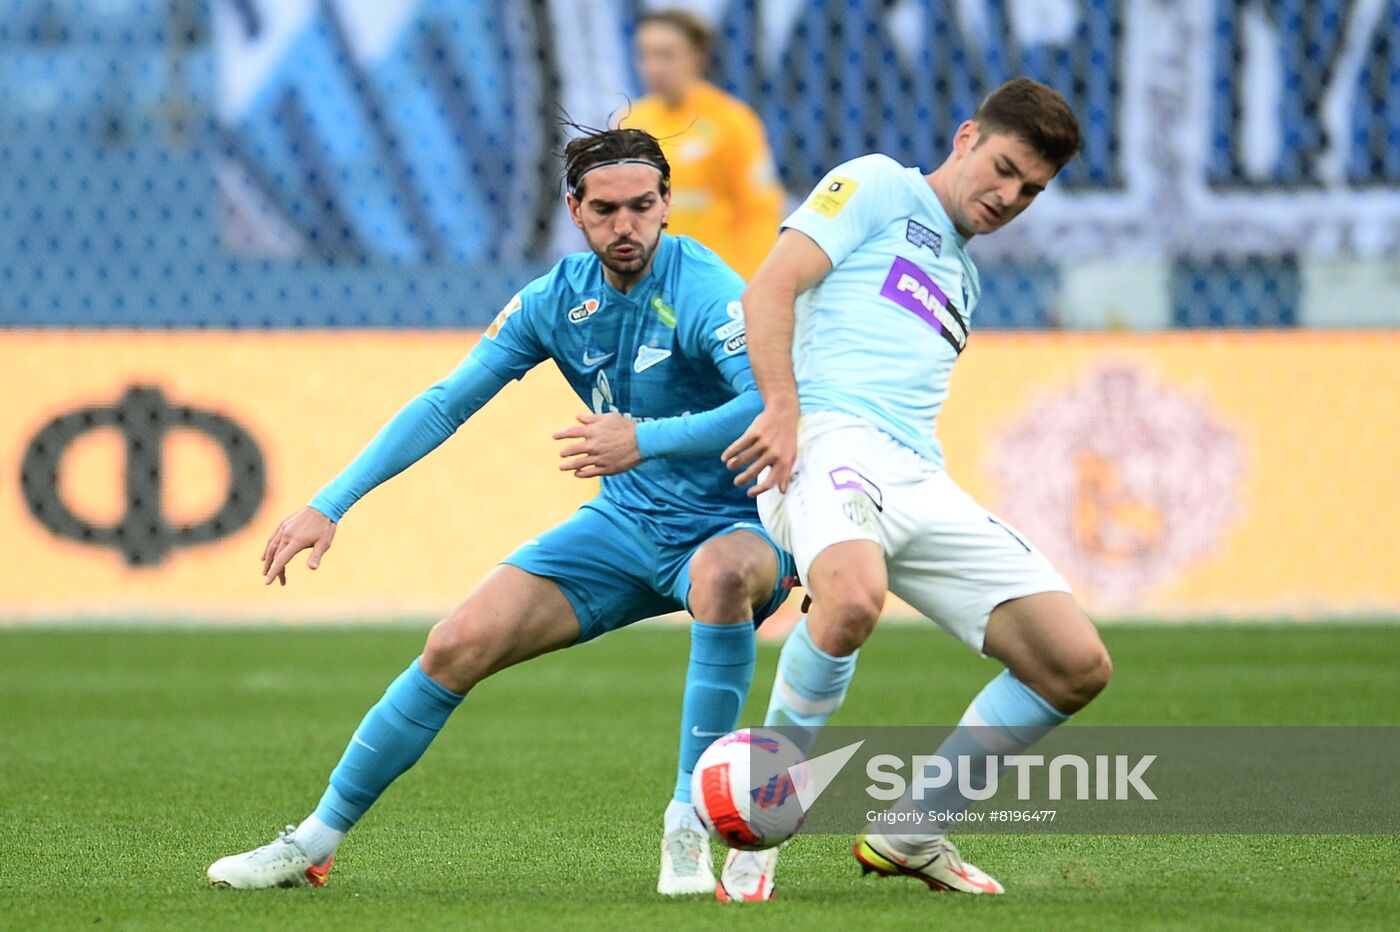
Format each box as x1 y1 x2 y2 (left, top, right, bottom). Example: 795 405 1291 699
622 8 784 280
207 126 794 897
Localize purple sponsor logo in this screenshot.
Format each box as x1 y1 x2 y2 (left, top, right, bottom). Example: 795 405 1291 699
829 466 883 511
879 257 952 328
878 257 967 352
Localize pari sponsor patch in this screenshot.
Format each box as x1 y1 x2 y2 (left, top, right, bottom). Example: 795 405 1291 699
878 257 968 353
805 176 859 217
567 297 600 324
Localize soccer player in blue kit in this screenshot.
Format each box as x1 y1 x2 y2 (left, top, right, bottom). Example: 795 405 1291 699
207 127 795 896
720 79 1114 900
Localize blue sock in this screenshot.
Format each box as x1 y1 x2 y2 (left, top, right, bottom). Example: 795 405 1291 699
763 616 858 755
673 621 755 804
311 658 465 832
888 669 1068 850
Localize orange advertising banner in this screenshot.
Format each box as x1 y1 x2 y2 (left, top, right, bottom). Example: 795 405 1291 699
1 330 1396 621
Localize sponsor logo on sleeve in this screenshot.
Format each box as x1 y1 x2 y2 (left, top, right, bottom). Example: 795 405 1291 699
805 176 859 217
714 319 745 340
567 297 600 324
485 292 523 339
714 301 746 342
905 219 942 256
878 257 968 354
723 332 748 355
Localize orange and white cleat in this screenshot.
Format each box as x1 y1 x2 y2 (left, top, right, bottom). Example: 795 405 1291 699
853 832 1003 894
207 825 334 889
716 846 779 902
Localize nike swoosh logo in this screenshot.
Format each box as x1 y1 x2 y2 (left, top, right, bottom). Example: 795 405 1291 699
582 351 614 366
690 727 726 738
351 732 378 753
948 864 1002 893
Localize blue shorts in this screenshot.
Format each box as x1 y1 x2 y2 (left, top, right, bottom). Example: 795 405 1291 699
502 498 797 643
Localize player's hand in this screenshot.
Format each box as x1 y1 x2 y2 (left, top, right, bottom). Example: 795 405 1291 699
554 412 643 479
260 507 337 586
723 404 799 496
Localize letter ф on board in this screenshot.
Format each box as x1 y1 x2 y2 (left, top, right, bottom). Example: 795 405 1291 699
21 385 266 566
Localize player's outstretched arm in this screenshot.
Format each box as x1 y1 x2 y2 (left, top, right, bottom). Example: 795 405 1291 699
722 230 831 496
263 355 513 586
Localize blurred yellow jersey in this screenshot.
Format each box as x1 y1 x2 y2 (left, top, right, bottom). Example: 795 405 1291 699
623 82 784 279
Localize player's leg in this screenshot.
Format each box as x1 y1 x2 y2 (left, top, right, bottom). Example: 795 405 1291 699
981 591 1112 716
859 472 1110 893
210 502 664 890
658 524 789 896
764 540 885 753
711 534 884 903
718 418 899 903
672 526 788 807
757 415 905 756
207 566 580 889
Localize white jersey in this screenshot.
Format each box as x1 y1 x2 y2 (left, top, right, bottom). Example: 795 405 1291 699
782 153 980 465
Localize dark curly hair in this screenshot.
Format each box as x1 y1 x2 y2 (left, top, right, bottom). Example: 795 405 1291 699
561 123 671 198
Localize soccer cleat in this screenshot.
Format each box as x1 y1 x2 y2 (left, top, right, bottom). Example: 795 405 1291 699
853 832 1004 895
657 826 716 895
207 825 335 890
716 846 778 902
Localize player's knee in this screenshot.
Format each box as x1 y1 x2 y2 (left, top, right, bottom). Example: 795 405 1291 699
811 586 883 656
1047 642 1112 712
421 613 496 693
1076 643 1113 701
688 545 766 622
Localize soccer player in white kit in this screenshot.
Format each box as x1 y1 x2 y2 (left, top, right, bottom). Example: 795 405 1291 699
718 79 1112 901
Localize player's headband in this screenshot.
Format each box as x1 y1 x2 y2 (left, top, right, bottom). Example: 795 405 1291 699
568 158 666 195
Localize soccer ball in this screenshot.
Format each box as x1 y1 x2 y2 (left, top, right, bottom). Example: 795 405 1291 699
691 728 809 851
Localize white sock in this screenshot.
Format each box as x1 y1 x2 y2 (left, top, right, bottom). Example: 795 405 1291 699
292 813 346 863
664 798 700 834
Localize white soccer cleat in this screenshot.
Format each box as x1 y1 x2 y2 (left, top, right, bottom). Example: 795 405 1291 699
207 825 334 889
853 832 1004 894
716 845 779 902
657 825 717 895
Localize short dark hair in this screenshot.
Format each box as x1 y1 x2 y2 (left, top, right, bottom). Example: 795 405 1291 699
972 78 1082 170
636 9 712 59
562 125 671 198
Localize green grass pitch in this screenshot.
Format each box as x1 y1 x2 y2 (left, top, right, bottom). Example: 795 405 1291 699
2 622 1398 930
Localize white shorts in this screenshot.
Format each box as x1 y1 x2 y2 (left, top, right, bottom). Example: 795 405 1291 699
758 412 1071 653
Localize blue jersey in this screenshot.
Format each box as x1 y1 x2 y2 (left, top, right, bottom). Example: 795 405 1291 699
473 234 757 541
310 235 760 547
782 154 981 465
